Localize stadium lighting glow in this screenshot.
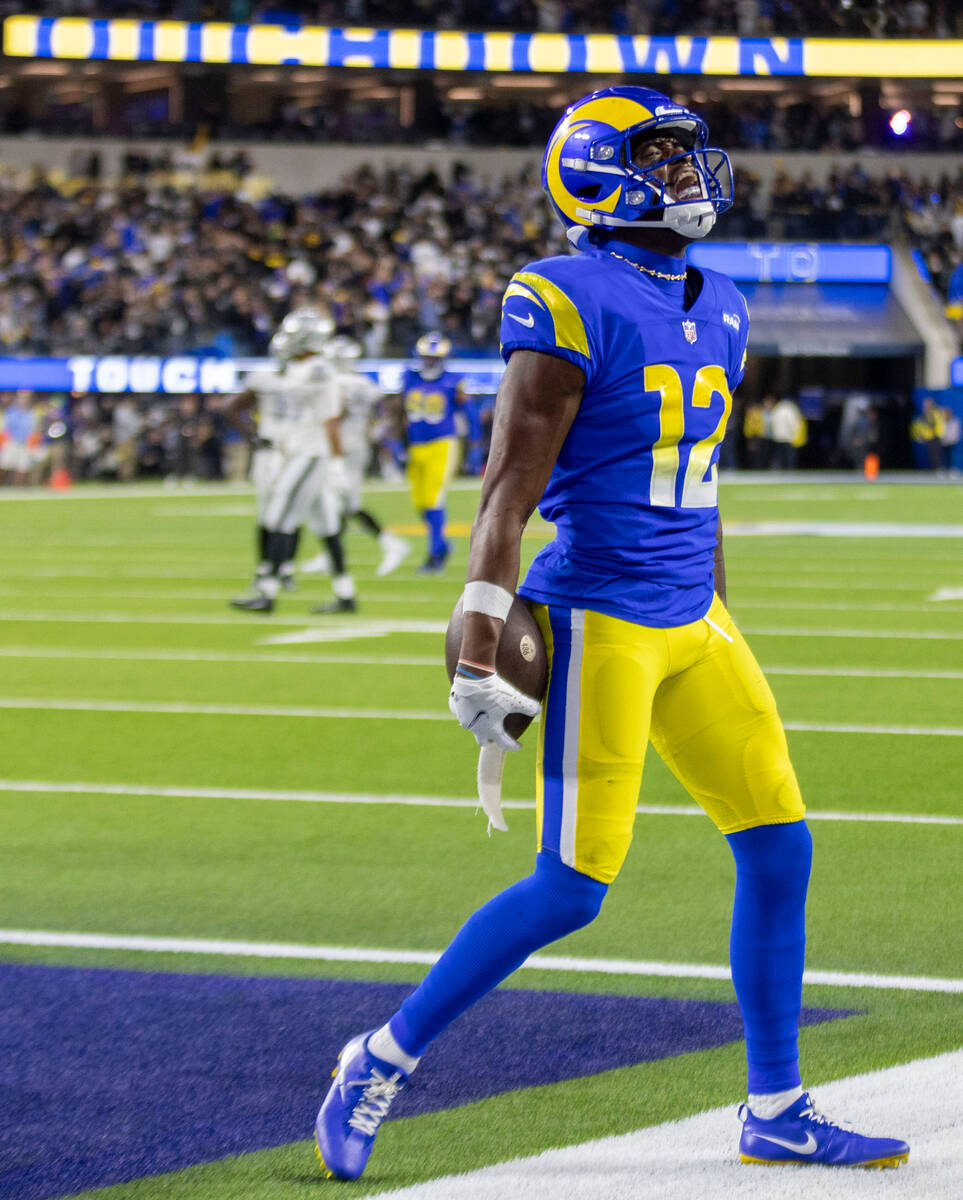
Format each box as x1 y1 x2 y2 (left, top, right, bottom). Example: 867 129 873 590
889 109 912 135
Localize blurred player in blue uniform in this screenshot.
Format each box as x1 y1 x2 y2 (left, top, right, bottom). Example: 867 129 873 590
316 88 909 1178
400 333 465 572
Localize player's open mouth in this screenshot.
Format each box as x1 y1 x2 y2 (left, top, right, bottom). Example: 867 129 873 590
674 180 704 201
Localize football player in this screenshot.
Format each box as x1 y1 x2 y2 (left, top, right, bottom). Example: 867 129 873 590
315 88 909 1176
228 308 341 613
302 336 410 595
398 332 465 573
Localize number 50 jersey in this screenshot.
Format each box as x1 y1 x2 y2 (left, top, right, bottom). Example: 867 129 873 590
500 241 750 628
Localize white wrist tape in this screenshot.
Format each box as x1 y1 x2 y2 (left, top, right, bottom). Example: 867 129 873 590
463 581 513 622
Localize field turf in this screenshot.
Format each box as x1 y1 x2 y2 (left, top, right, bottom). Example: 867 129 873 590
0 477 960 1199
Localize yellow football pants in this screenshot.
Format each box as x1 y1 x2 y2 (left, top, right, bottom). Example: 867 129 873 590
407 437 460 511
532 595 805 884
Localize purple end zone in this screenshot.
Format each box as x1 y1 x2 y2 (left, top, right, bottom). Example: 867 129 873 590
0 963 853 1199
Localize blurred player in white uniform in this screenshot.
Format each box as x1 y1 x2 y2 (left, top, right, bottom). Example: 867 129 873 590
228 309 342 613
302 337 410 602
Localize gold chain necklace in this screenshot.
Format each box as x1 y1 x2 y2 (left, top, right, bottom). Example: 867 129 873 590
606 250 686 282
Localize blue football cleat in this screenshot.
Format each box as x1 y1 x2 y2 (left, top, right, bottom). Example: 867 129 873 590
314 1032 409 1181
739 1092 909 1168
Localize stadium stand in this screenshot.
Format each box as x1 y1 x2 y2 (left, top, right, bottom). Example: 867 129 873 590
0 159 960 361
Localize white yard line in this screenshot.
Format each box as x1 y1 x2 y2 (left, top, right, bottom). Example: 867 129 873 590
0 928 958 993
741 625 963 640
0 588 444 604
0 646 442 667
0 697 447 720
762 666 963 680
0 612 450 633
3 612 960 641
725 520 963 538
357 1052 963 1200
0 647 959 681
734 600 963 613
733 578 953 591
0 778 959 826
0 697 961 733
3 588 962 615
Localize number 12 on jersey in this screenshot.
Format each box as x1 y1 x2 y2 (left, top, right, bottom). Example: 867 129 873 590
645 363 732 509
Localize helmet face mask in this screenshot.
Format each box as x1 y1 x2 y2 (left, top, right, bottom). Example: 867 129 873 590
415 332 450 380
273 307 335 362
543 86 734 240
324 335 362 370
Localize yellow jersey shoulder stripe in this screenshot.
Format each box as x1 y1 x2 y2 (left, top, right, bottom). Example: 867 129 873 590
503 280 546 309
510 270 590 360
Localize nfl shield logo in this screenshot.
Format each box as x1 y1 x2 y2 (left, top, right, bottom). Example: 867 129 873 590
682 320 697 344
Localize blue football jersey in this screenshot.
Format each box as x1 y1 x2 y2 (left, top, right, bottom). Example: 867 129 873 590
401 369 462 444
500 239 750 628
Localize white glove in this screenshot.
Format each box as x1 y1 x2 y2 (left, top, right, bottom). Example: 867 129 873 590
449 670 541 752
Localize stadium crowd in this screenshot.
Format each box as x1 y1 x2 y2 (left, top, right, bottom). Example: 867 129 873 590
6 79 962 153
10 0 962 37
0 157 961 361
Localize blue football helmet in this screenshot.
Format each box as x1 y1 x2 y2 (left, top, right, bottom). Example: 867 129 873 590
415 331 451 380
542 86 733 240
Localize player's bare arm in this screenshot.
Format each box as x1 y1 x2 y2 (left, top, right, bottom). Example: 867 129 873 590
225 387 257 435
458 350 584 672
326 414 344 459
714 513 727 606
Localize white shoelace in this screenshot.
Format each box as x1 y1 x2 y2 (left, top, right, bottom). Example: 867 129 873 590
799 1096 854 1132
346 1068 405 1136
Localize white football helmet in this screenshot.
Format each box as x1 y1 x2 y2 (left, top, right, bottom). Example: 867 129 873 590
270 308 335 362
324 335 363 370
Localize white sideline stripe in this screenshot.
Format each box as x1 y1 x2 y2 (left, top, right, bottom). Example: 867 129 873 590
0 647 959 681
359 1052 963 1200
0 697 961 734
0 779 959 826
0 928 959 993
930 586 963 601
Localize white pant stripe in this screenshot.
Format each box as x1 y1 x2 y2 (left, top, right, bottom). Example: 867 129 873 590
559 608 585 868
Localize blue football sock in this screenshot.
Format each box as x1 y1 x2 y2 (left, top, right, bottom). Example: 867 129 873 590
423 508 447 558
390 852 607 1057
726 820 813 1094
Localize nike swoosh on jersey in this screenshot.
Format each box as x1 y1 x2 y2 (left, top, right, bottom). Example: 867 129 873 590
755 1132 818 1154
508 312 535 327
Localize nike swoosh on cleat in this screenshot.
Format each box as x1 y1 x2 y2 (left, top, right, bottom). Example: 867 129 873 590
755 1132 818 1154
509 313 535 327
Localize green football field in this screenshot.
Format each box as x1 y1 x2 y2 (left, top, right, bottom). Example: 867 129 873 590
0 477 961 1199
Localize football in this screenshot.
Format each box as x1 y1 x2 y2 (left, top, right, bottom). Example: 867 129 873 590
445 594 549 740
